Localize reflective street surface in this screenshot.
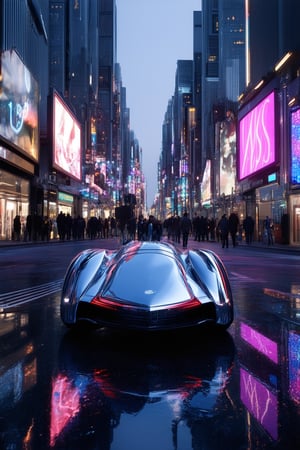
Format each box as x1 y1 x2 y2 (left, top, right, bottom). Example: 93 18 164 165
0 238 299 449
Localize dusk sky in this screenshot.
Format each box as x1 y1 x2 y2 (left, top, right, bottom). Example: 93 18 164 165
116 0 201 209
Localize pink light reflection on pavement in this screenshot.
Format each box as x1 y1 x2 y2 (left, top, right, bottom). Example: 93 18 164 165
50 374 81 447
240 367 278 441
240 322 278 364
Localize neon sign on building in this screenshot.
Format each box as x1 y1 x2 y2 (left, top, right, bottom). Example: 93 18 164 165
291 107 300 184
238 91 276 180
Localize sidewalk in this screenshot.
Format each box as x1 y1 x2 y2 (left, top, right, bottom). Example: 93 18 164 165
0 236 299 254
0 237 118 248
182 238 300 254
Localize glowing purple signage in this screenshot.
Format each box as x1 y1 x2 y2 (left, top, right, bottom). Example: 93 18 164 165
238 91 276 180
240 322 278 364
240 368 278 440
291 108 300 184
288 331 300 404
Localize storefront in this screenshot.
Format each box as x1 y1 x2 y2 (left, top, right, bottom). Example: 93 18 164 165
0 169 30 240
0 50 39 240
42 189 75 239
256 184 287 243
57 191 74 216
289 193 300 245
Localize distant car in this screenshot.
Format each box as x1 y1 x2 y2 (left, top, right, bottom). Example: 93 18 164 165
60 240 233 332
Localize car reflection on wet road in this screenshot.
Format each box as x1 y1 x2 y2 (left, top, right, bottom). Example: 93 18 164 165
0 240 299 449
53 329 236 449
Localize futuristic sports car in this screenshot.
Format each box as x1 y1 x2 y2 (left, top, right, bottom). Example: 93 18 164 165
60 240 233 331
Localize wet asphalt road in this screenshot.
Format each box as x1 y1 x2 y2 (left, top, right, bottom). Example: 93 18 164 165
0 237 299 449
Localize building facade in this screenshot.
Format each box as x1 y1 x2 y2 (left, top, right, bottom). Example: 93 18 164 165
156 0 300 246
0 0 145 240
0 0 49 240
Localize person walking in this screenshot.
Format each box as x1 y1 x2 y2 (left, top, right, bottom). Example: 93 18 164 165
147 215 155 241
181 212 192 249
208 217 216 241
25 214 32 241
13 215 21 241
56 211 66 241
110 216 117 237
264 215 274 245
217 214 229 248
228 212 239 247
173 215 181 243
243 215 255 244
103 218 109 238
127 215 136 240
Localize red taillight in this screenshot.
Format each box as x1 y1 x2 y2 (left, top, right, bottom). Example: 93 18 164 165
91 296 135 310
91 296 201 311
168 297 201 310
91 296 119 310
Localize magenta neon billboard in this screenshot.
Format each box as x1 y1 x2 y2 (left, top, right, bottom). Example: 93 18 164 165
291 107 300 184
53 92 82 181
238 91 276 181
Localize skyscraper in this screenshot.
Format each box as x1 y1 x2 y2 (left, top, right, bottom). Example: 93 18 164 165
246 0 300 86
0 0 49 239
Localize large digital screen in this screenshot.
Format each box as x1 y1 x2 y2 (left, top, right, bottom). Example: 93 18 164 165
288 331 300 404
0 50 39 161
220 111 236 195
201 159 211 206
291 108 300 184
53 93 81 181
238 91 276 181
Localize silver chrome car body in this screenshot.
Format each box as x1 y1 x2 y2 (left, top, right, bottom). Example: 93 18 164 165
60 241 233 331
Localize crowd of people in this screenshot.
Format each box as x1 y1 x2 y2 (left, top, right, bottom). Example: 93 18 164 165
13 212 117 242
117 211 256 249
12 210 266 248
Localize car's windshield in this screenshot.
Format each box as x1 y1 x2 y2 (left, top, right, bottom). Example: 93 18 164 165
103 252 190 306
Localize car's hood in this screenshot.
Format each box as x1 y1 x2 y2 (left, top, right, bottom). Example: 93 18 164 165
78 244 209 307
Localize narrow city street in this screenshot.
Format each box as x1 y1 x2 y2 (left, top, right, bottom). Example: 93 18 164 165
1 2 300 449
0 238 299 449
